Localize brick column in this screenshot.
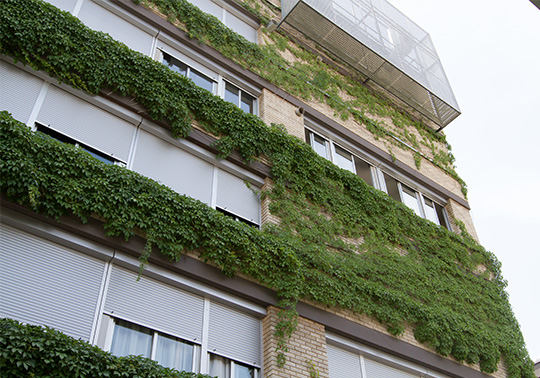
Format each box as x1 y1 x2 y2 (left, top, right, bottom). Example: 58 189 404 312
259 89 305 141
262 306 329 378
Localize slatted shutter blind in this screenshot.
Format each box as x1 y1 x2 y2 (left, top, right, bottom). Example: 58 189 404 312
77 0 154 55
0 224 105 341
327 344 363 378
131 130 214 205
216 169 260 224
226 12 258 43
104 266 205 342
0 62 44 124
37 85 136 162
193 0 223 20
207 301 261 366
364 356 419 378
45 0 76 13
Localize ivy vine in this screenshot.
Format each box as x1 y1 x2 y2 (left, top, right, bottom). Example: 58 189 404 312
136 0 467 196
0 0 534 377
0 318 214 378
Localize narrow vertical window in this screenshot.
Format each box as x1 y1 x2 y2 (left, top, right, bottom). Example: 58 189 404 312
422 197 440 225
310 132 330 159
400 184 422 216
354 157 373 186
383 173 401 202
333 144 355 172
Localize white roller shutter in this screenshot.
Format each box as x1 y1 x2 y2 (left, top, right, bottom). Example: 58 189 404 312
226 12 258 43
0 61 44 124
45 0 76 13
37 85 135 162
104 266 205 343
131 130 214 205
217 169 260 224
77 0 154 55
0 223 105 341
193 0 222 19
364 356 419 378
208 301 261 366
327 344 363 378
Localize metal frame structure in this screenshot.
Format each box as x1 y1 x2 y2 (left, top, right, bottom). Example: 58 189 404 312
280 0 461 129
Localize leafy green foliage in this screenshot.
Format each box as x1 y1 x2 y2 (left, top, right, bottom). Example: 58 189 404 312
0 318 213 378
0 0 533 376
137 0 467 196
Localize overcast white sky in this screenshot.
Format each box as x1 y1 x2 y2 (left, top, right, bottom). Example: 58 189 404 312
391 0 540 363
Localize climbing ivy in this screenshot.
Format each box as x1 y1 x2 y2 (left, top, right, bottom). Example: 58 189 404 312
0 1 534 377
0 318 213 378
136 0 467 196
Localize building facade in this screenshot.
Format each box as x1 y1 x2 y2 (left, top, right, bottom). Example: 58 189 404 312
0 0 534 378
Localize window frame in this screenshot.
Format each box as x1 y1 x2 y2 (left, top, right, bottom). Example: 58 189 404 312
101 313 261 377
35 122 126 166
162 50 217 95
305 126 451 229
306 128 375 185
208 352 260 378
223 80 257 114
158 48 258 115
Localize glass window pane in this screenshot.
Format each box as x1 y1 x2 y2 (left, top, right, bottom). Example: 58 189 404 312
209 354 230 378
110 320 152 358
435 203 450 229
189 69 215 93
240 92 254 114
312 133 329 159
235 362 255 378
155 334 194 372
163 54 188 76
401 185 422 216
225 82 240 107
333 145 354 172
383 173 401 202
423 197 440 224
354 157 373 186
82 147 115 164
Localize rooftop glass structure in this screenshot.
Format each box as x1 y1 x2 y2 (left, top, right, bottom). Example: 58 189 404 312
280 0 461 128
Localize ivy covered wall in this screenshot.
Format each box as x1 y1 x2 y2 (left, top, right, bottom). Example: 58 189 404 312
0 0 534 377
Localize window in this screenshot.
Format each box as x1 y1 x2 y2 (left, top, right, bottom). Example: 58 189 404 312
382 172 449 228
216 207 259 228
110 319 195 372
36 123 125 166
224 81 256 114
306 129 373 185
306 127 451 229
100 267 263 377
163 52 216 94
162 51 258 114
327 334 452 378
209 354 258 378
400 184 422 217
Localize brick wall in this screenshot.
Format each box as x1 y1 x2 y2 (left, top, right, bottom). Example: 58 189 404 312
259 88 306 141
263 306 329 378
446 198 480 241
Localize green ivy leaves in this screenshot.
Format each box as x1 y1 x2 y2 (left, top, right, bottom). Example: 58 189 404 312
0 0 533 376
0 318 213 378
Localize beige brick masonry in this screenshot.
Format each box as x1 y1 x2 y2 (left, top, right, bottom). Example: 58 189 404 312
446 197 480 241
259 88 306 141
263 306 329 378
